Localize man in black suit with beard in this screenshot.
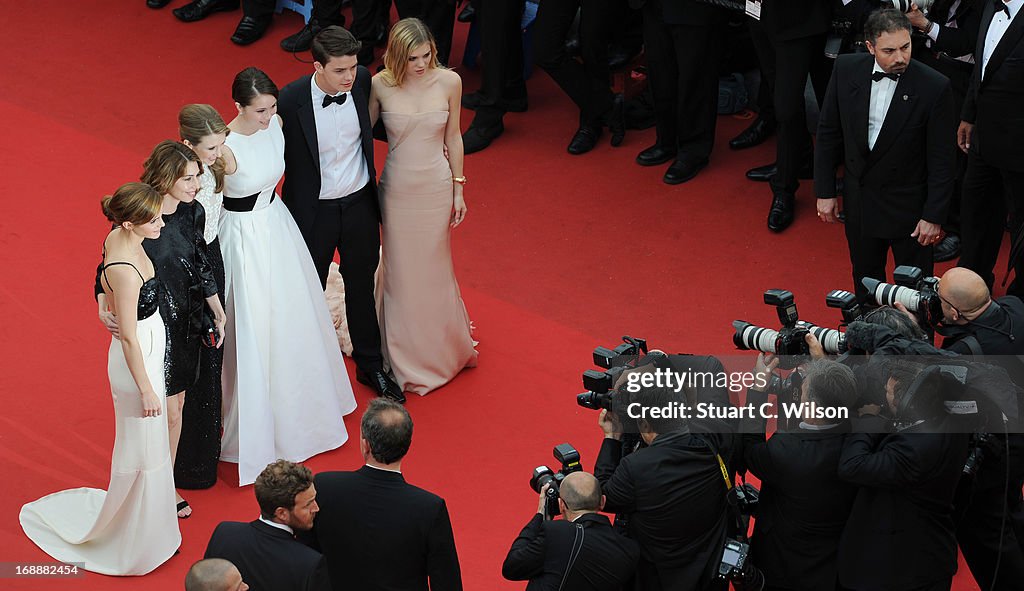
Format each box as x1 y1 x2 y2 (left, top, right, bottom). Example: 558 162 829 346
815 8 955 302
277 26 404 403
302 398 463 591
958 0 1024 296
205 461 330 591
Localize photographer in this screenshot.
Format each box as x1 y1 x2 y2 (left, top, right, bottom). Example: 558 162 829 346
837 361 970 591
742 357 858 591
501 472 640 591
594 368 731 591
933 266 1024 590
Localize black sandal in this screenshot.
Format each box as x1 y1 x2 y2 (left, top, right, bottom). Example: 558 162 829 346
176 500 192 519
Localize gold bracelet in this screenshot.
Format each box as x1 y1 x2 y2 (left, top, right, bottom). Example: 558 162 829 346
452 176 467 185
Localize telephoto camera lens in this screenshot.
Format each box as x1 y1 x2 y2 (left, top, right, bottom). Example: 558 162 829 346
732 321 782 353
797 321 846 354
861 277 923 312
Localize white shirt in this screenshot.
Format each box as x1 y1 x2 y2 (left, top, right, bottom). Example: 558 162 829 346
364 463 402 474
258 516 294 535
868 61 899 151
310 74 370 200
983 0 1024 78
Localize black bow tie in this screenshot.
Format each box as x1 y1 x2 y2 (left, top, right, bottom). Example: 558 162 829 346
995 1 1011 18
322 93 347 108
871 71 900 82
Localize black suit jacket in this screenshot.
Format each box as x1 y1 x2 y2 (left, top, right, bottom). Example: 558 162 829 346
594 431 730 591
742 416 857 591
502 513 641 591
628 0 724 26
205 520 331 591
759 0 833 41
962 0 1024 171
303 466 462 591
277 68 380 243
815 53 956 238
837 428 970 590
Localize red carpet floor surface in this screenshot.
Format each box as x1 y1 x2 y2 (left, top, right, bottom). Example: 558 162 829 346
0 1 1004 589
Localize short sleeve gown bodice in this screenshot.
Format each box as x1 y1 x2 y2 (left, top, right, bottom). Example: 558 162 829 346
377 110 477 395
21 264 180 575
219 116 357 486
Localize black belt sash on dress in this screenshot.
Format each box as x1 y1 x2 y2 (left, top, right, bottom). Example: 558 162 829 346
223 192 273 212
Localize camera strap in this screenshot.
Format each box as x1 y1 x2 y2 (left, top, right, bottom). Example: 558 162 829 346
557 523 585 591
715 453 732 490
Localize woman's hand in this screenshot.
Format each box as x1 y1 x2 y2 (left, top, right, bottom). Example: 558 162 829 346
214 314 226 349
99 309 120 339
141 389 162 418
451 192 467 228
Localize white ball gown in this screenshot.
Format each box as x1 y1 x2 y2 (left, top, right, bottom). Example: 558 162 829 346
219 115 357 486
20 267 180 575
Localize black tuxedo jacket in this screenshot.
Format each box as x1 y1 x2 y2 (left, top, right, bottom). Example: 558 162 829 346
302 466 462 591
927 0 984 58
594 431 730 591
205 520 330 591
502 513 640 591
837 429 970 590
962 0 1024 171
277 67 380 243
759 0 833 41
815 53 956 238
742 417 857 591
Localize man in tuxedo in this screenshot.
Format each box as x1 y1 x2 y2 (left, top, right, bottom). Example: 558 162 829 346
205 461 330 591
304 398 463 591
594 369 731 591
632 0 727 185
837 362 970 591
278 26 404 403
744 0 833 232
742 358 858 591
185 559 249 591
958 0 1024 296
501 472 640 591
815 8 955 302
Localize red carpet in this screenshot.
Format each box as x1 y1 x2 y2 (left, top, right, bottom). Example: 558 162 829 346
0 2 999 589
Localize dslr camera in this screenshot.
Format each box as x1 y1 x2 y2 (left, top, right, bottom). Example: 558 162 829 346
530 443 583 518
796 289 863 355
577 336 649 411
733 289 809 368
862 266 942 331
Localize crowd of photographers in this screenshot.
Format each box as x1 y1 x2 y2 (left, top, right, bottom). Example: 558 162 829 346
506 265 1024 591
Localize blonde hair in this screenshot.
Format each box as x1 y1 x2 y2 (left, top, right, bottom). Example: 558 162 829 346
141 140 202 196
101 182 163 226
380 18 444 87
178 104 229 193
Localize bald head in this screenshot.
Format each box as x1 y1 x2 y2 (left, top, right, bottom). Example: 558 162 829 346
940 267 991 319
185 559 247 591
559 472 602 513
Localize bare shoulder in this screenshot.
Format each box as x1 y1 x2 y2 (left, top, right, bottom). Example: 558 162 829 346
438 68 462 88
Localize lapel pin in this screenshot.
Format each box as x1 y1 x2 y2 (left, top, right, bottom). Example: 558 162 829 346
903 95 909 100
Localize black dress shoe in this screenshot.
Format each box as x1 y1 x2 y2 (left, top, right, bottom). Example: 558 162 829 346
636 144 675 167
729 116 776 150
457 2 476 22
608 94 625 147
463 119 505 154
281 20 327 52
745 160 814 182
231 15 271 46
147 0 172 8
767 193 795 233
934 234 961 262
173 0 239 22
567 126 600 155
746 162 777 182
663 158 708 185
356 368 406 404
461 91 528 113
